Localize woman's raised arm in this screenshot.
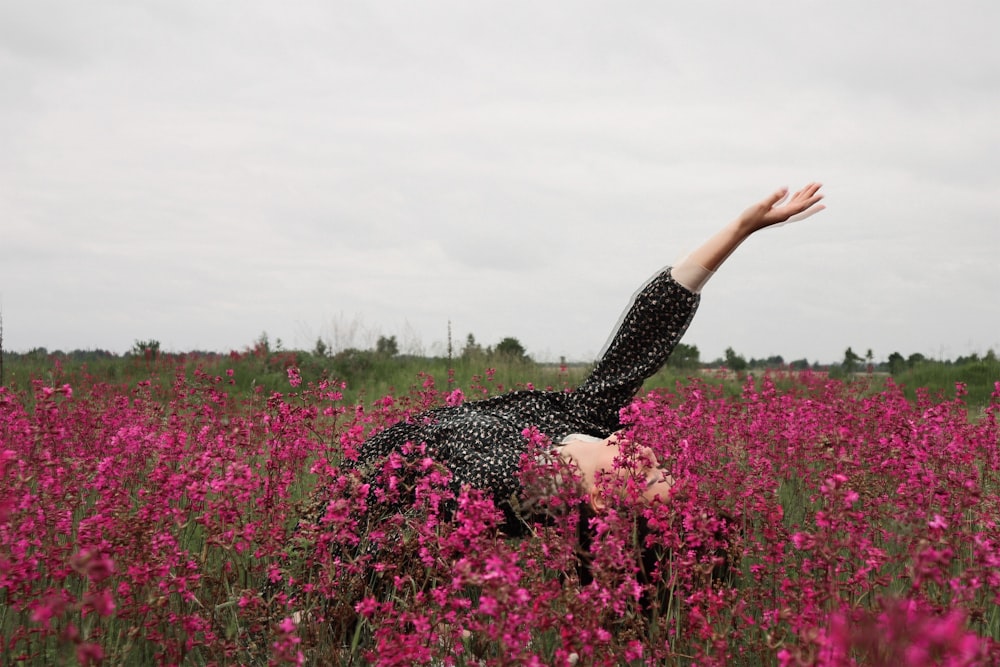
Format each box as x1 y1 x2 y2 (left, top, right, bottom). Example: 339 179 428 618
568 183 826 430
672 183 825 293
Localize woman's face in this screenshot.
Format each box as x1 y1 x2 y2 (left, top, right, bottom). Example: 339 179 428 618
560 434 674 509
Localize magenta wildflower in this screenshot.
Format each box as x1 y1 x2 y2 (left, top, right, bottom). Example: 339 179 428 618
76 642 103 666
445 388 465 406
70 550 115 582
83 589 116 617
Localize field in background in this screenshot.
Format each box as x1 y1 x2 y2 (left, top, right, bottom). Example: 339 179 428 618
4 347 999 412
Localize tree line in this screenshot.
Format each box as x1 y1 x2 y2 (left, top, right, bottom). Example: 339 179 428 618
5 333 998 409
6 336 998 378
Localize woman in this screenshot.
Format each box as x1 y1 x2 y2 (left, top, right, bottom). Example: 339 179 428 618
291 184 827 647
345 183 826 533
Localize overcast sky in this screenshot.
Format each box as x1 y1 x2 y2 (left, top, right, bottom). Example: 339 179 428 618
2 1 998 365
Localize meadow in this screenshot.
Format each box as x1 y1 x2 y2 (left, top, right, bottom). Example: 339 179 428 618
1 356 998 665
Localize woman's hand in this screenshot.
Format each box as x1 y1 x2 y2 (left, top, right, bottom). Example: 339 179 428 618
736 182 825 235
674 181 827 279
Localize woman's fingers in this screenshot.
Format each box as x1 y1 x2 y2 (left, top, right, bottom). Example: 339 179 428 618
783 184 826 223
737 183 826 233
762 187 790 211
784 183 823 211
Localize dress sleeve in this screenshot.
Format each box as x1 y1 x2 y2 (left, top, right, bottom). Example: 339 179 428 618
566 267 700 431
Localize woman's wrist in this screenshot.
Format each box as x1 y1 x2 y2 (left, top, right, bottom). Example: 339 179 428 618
732 216 762 239
672 259 715 293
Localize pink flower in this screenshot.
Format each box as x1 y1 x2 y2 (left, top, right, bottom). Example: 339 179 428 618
355 597 380 617
791 532 815 550
478 595 498 616
287 366 302 388
70 550 114 582
445 388 465 406
76 642 103 667
29 593 68 627
84 589 116 617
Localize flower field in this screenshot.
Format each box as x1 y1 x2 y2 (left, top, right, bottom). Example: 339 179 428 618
1 366 998 666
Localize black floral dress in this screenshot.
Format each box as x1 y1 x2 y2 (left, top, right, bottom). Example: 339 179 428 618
353 268 700 533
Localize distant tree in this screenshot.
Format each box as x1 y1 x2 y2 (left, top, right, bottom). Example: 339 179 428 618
69 349 117 361
131 339 161 361
333 347 374 378
723 347 748 372
313 337 329 358
375 335 399 358
907 352 926 368
955 352 980 365
887 351 906 375
667 342 700 369
842 347 861 374
462 333 484 360
985 349 997 363
789 358 810 371
495 337 529 361
254 331 271 356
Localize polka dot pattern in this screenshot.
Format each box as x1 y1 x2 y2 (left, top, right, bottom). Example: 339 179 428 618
353 268 700 531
